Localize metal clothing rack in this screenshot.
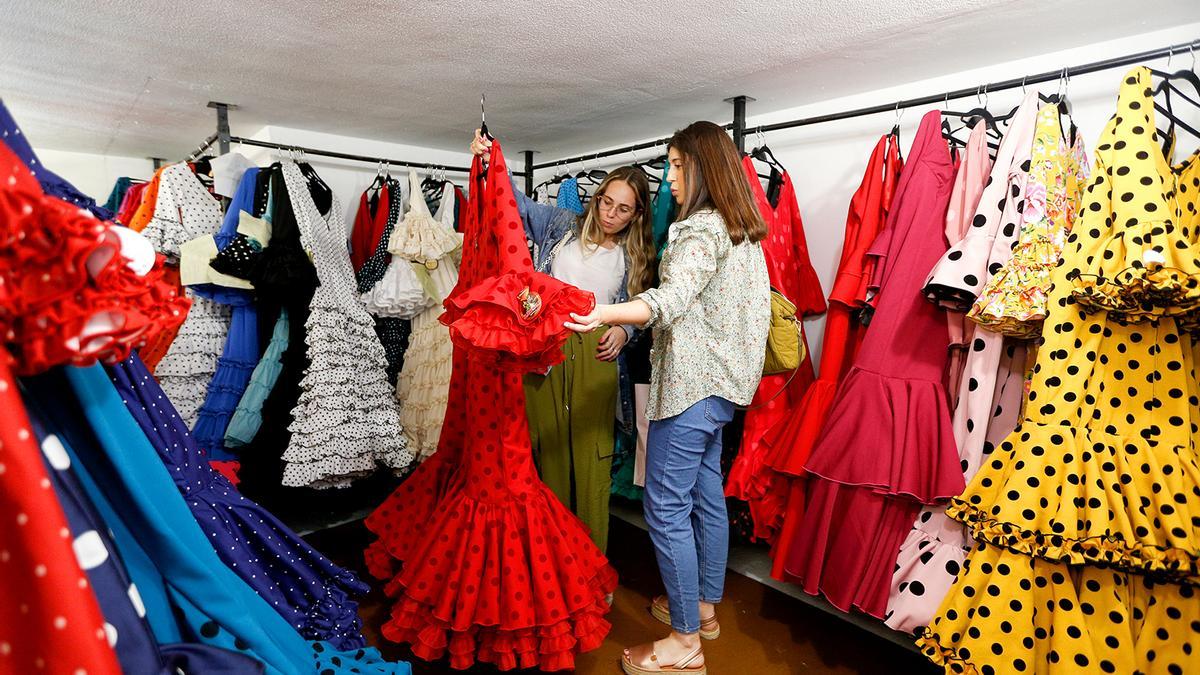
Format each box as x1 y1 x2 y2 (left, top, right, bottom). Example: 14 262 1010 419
529 38 1200 173
187 102 526 177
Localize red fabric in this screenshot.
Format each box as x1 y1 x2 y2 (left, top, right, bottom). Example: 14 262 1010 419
0 357 123 674
364 140 616 671
725 158 823 543
138 264 185 373
763 134 903 479
0 143 124 675
350 183 391 273
116 181 147 226
0 143 189 377
783 111 962 616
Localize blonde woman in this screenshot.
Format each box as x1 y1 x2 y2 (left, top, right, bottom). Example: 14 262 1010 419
471 132 656 553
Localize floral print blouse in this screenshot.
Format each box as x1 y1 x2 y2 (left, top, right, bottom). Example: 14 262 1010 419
637 209 771 420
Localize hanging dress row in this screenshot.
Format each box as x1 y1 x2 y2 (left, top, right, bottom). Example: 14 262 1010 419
920 65 1200 674
0 102 412 674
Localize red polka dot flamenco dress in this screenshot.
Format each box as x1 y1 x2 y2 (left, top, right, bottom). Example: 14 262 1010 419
363 140 618 671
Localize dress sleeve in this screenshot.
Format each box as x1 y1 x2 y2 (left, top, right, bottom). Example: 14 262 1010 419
140 169 187 262
637 216 723 327
509 172 575 250
789 207 827 316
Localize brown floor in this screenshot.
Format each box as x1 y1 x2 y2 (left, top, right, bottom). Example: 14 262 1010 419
312 518 937 675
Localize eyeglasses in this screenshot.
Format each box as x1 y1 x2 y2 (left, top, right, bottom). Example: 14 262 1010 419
597 194 636 218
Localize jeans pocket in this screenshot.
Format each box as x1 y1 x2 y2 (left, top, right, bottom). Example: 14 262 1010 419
703 397 732 426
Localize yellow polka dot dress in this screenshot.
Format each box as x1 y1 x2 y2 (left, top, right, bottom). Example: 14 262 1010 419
918 67 1200 674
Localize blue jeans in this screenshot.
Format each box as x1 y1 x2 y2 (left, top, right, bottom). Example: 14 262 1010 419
643 396 733 634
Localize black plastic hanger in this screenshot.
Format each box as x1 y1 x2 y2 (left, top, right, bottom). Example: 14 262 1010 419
749 143 786 174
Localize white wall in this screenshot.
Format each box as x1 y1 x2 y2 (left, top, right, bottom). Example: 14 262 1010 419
532 23 1200 369
32 148 155 206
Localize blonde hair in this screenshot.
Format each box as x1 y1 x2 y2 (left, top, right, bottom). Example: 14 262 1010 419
576 166 656 296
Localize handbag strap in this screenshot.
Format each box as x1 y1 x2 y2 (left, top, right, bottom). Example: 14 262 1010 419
735 364 801 412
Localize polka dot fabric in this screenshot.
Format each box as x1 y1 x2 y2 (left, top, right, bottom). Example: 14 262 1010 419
364 141 617 671
109 353 373 650
143 163 232 428
280 161 412 489
0 359 121 674
354 179 412 385
1071 67 1200 322
919 67 1200 674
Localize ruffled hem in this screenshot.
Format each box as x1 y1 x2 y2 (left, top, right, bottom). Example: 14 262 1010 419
917 542 1200 675
301 576 370 650
783 478 920 619
1069 222 1200 319
948 500 1200 585
367 485 617 670
947 420 1200 584
803 366 964 502
281 452 380 489
379 585 614 671
966 237 1061 339
762 378 838 476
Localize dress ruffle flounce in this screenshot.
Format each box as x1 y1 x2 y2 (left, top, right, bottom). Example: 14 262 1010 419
918 543 1199 675
280 161 412 489
371 489 617 671
0 154 190 374
442 271 596 373
804 367 964 501
762 378 838 476
365 270 613 670
946 420 1200 584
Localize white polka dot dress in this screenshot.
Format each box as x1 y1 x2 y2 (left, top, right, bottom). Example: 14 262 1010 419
140 163 230 429
279 162 412 488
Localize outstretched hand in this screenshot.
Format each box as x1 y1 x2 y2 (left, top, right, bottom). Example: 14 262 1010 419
565 305 607 333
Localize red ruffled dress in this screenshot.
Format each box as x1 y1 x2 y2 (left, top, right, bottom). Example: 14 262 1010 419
363 140 617 671
782 111 964 619
0 138 187 674
764 133 903 579
724 158 824 543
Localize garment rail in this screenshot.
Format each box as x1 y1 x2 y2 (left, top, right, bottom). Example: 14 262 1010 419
531 38 1200 170
188 135 523 175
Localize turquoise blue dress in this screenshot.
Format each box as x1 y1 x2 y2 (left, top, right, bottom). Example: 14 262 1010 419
224 308 289 447
557 176 585 214
23 365 411 675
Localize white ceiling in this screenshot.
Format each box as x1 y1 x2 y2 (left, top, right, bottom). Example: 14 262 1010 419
1 0 1195 163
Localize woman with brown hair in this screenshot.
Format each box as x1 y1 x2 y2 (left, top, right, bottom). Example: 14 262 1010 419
567 120 771 674
470 131 656 554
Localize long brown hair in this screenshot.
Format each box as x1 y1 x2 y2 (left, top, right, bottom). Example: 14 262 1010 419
668 121 767 245
577 166 656 296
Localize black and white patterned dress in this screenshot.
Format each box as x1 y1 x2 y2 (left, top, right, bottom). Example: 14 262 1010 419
279 162 412 488
141 163 231 428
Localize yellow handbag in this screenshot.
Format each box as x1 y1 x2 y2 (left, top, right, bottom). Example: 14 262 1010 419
762 288 805 376
738 288 807 412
